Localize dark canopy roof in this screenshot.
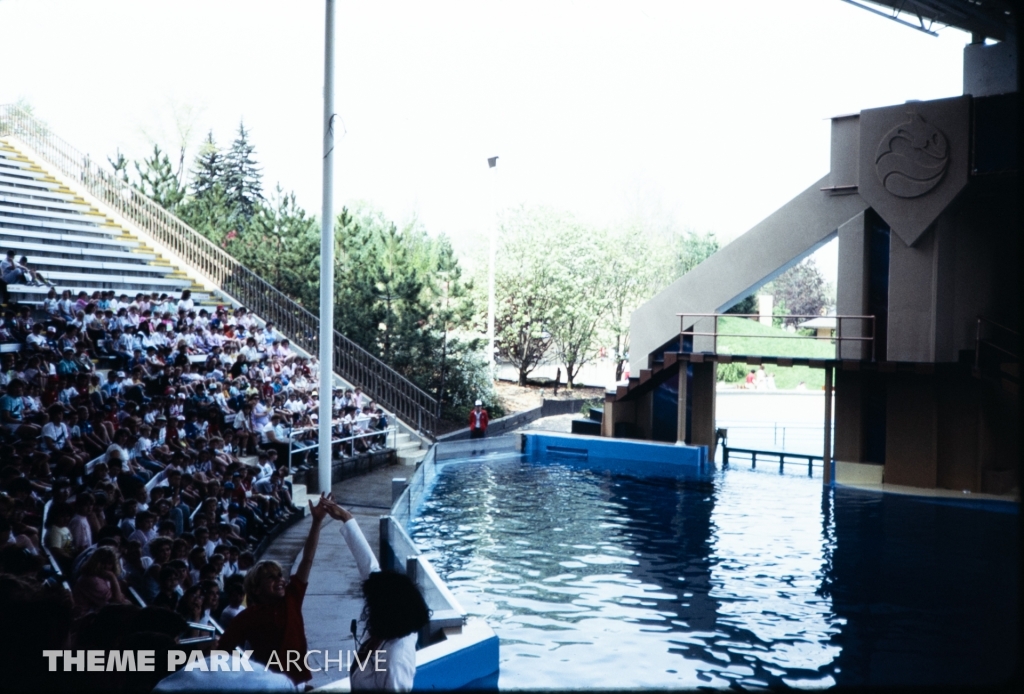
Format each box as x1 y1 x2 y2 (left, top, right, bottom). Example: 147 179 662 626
845 0 1015 41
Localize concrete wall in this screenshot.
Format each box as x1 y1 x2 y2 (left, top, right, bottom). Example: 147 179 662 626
876 369 1018 494
436 399 588 442
836 212 871 360
884 176 1018 364
883 372 939 488
833 368 865 464
886 226 941 363
964 39 1018 97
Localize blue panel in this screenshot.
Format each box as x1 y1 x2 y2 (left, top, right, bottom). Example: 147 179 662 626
524 432 708 478
412 634 500 690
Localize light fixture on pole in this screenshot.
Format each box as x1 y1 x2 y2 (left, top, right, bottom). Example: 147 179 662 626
318 0 336 496
487 156 498 372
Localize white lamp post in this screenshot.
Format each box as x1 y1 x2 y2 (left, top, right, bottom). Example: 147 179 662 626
487 156 498 373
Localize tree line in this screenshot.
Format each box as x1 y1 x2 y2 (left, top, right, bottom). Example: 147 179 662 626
113 123 494 424
112 122 831 414
488 206 830 388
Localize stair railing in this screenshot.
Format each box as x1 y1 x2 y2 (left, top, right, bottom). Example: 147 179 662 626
0 104 440 436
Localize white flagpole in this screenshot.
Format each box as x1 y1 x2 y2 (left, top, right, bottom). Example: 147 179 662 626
318 0 336 495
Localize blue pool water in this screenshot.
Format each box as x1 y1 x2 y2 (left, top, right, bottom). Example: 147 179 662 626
409 455 1018 689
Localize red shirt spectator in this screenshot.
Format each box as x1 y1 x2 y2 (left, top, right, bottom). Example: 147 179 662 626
468 400 489 439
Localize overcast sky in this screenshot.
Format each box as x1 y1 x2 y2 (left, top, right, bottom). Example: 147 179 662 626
0 0 969 282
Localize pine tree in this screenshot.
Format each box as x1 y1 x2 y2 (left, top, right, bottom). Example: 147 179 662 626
190 131 224 199
222 121 264 227
134 145 185 211
107 149 130 184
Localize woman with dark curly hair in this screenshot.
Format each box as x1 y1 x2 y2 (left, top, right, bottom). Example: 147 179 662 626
322 497 430 691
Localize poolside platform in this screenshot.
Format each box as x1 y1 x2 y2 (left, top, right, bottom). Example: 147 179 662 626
263 461 500 691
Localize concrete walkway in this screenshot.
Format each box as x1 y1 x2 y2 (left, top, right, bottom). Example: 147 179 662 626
261 463 411 689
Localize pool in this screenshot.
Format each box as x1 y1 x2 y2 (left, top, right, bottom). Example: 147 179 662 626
408 449 1018 689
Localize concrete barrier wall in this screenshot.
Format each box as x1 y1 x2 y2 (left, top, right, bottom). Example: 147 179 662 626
437 399 587 442
372 443 500 691
523 431 709 478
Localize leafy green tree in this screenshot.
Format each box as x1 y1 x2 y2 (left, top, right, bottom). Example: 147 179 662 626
771 259 828 326
549 225 611 389
178 181 234 246
672 229 719 278
725 294 758 315
601 223 674 381
493 206 569 385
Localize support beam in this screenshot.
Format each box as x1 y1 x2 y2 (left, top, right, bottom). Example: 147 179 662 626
824 365 834 485
676 364 688 444
630 175 868 376
690 362 717 459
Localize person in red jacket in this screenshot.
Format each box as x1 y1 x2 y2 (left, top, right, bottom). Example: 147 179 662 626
468 399 489 438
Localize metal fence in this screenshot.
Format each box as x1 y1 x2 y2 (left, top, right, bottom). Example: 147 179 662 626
0 104 440 436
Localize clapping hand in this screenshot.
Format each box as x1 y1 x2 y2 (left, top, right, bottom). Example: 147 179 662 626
318 493 354 523
308 494 329 522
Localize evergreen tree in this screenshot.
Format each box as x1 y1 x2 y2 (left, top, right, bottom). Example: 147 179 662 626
190 131 224 199
222 121 264 227
133 145 185 211
107 149 130 184
235 186 320 303
178 181 233 246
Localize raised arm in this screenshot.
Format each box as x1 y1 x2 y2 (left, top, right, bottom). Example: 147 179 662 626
293 495 328 584
322 497 380 580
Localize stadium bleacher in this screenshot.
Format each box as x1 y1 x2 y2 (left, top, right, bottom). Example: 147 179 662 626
0 143 211 309
0 137 415 687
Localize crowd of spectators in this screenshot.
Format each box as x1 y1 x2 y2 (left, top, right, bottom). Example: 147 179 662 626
0 284 394 690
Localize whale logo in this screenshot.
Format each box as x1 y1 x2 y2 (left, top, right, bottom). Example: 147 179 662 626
874 112 949 198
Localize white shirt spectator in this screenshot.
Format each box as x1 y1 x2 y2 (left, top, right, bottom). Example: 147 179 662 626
41 420 71 453
69 514 92 555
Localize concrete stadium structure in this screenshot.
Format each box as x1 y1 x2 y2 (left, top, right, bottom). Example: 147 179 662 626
606 26 1019 496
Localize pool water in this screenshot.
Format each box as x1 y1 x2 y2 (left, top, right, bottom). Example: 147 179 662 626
409 455 1018 689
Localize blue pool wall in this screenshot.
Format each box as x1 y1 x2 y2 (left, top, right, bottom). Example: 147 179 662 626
522 431 710 478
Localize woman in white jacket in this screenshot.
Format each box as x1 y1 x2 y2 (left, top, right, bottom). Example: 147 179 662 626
322 498 430 691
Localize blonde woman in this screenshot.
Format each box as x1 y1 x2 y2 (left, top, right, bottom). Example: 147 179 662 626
72 545 128 618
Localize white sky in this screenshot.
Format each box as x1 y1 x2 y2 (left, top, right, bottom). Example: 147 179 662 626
0 0 969 284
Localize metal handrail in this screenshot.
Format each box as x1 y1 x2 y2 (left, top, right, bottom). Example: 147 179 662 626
678 312 876 361
975 316 1020 376
0 104 440 436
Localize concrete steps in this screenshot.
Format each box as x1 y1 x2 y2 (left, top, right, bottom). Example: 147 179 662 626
290 481 309 512
395 432 426 466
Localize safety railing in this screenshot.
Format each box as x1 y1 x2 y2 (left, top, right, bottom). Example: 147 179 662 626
714 422 831 456
288 425 398 465
0 104 440 436
677 312 876 361
721 446 824 476
975 316 1019 381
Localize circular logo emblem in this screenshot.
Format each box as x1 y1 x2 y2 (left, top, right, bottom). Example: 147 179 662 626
874 112 949 198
